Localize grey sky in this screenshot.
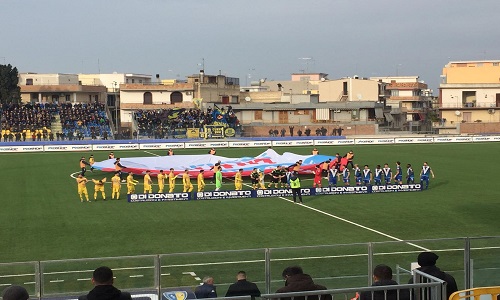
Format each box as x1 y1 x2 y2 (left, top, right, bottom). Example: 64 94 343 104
2 0 500 91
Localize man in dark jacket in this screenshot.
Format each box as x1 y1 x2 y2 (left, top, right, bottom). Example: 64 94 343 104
408 252 458 299
276 266 331 300
194 276 217 298
360 265 409 300
2 285 29 300
78 266 131 300
225 271 261 299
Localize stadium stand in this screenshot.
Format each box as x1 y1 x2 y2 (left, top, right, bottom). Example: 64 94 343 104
133 107 239 138
1 102 112 142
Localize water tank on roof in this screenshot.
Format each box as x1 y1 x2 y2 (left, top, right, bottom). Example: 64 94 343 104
250 81 260 86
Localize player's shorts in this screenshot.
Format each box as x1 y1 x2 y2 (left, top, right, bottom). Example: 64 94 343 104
407 176 415 182
374 179 381 185
385 177 391 182
251 179 259 185
363 179 370 185
420 175 429 181
343 178 350 183
280 177 287 183
355 177 362 183
270 177 279 183
395 175 403 181
328 176 337 184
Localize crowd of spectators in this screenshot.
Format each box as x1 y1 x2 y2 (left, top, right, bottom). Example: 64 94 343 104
134 107 239 138
59 102 111 138
0 102 112 142
1 102 57 133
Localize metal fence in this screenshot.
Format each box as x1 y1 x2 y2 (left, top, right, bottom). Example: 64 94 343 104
1 236 499 299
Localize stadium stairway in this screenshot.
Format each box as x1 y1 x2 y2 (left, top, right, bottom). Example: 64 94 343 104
51 113 63 133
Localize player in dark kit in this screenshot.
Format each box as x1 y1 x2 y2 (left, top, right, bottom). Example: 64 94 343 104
394 161 403 184
406 164 415 184
250 168 260 190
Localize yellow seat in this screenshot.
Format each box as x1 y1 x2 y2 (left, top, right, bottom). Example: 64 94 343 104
449 287 500 300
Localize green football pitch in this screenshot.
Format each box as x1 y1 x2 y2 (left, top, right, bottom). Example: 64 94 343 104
1 142 500 295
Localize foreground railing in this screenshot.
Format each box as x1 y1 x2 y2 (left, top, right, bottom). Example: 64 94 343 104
1 236 500 299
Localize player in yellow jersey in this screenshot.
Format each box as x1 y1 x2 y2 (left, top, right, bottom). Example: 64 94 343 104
197 170 205 192
144 170 153 193
168 168 177 193
183 169 193 192
111 172 121 199
235 168 243 190
76 174 90 202
127 173 139 194
92 178 107 200
157 170 166 193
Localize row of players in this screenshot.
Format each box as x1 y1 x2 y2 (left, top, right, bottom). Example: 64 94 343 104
75 161 435 201
311 161 435 189
75 167 244 202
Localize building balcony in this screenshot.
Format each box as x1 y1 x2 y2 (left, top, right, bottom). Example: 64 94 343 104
438 102 497 109
388 96 427 101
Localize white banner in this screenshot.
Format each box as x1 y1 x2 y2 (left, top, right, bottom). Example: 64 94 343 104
434 136 472 143
228 141 272 148
92 143 139 151
184 141 229 148
139 143 185 150
394 137 434 144
355 138 395 145
314 139 355 145
45 145 92 152
0 146 44 152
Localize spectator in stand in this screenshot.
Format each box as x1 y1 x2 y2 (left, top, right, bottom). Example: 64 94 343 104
280 128 286 137
225 271 261 299
78 266 131 300
360 264 409 300
289 126 294 136
273 129 279 136
276 266 330 300
297 129 302 137
2 285 29 300
408 252 458 299
194 276 217 299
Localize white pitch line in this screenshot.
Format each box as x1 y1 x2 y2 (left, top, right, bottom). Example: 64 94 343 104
0 273 34 278
195 277 201 281
144 151 160 157
182 271 197 276
0 284 11 287
23 282 35 285
50 279 64 283
161 273 171 276
129 275 144 278
77 278 91 281
228 178 430 252
44 266 154 275
297 204 430 251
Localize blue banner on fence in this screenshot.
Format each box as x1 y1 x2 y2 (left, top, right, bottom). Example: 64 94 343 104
128 192 191 202
128 184 421 202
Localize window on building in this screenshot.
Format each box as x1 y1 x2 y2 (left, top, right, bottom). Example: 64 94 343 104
26 78 33 85
493 62 499 66
143 92 153 104
254 111 263 120
412 90 421 97
391 90 399 97
132 79 135 83
170 92 183 104
477 63 483 67
139 80 143 83
65 95 70 102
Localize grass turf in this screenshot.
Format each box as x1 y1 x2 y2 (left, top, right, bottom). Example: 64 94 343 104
1 143 500 294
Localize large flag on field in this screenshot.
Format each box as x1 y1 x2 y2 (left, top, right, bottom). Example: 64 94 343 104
92 149 336 179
